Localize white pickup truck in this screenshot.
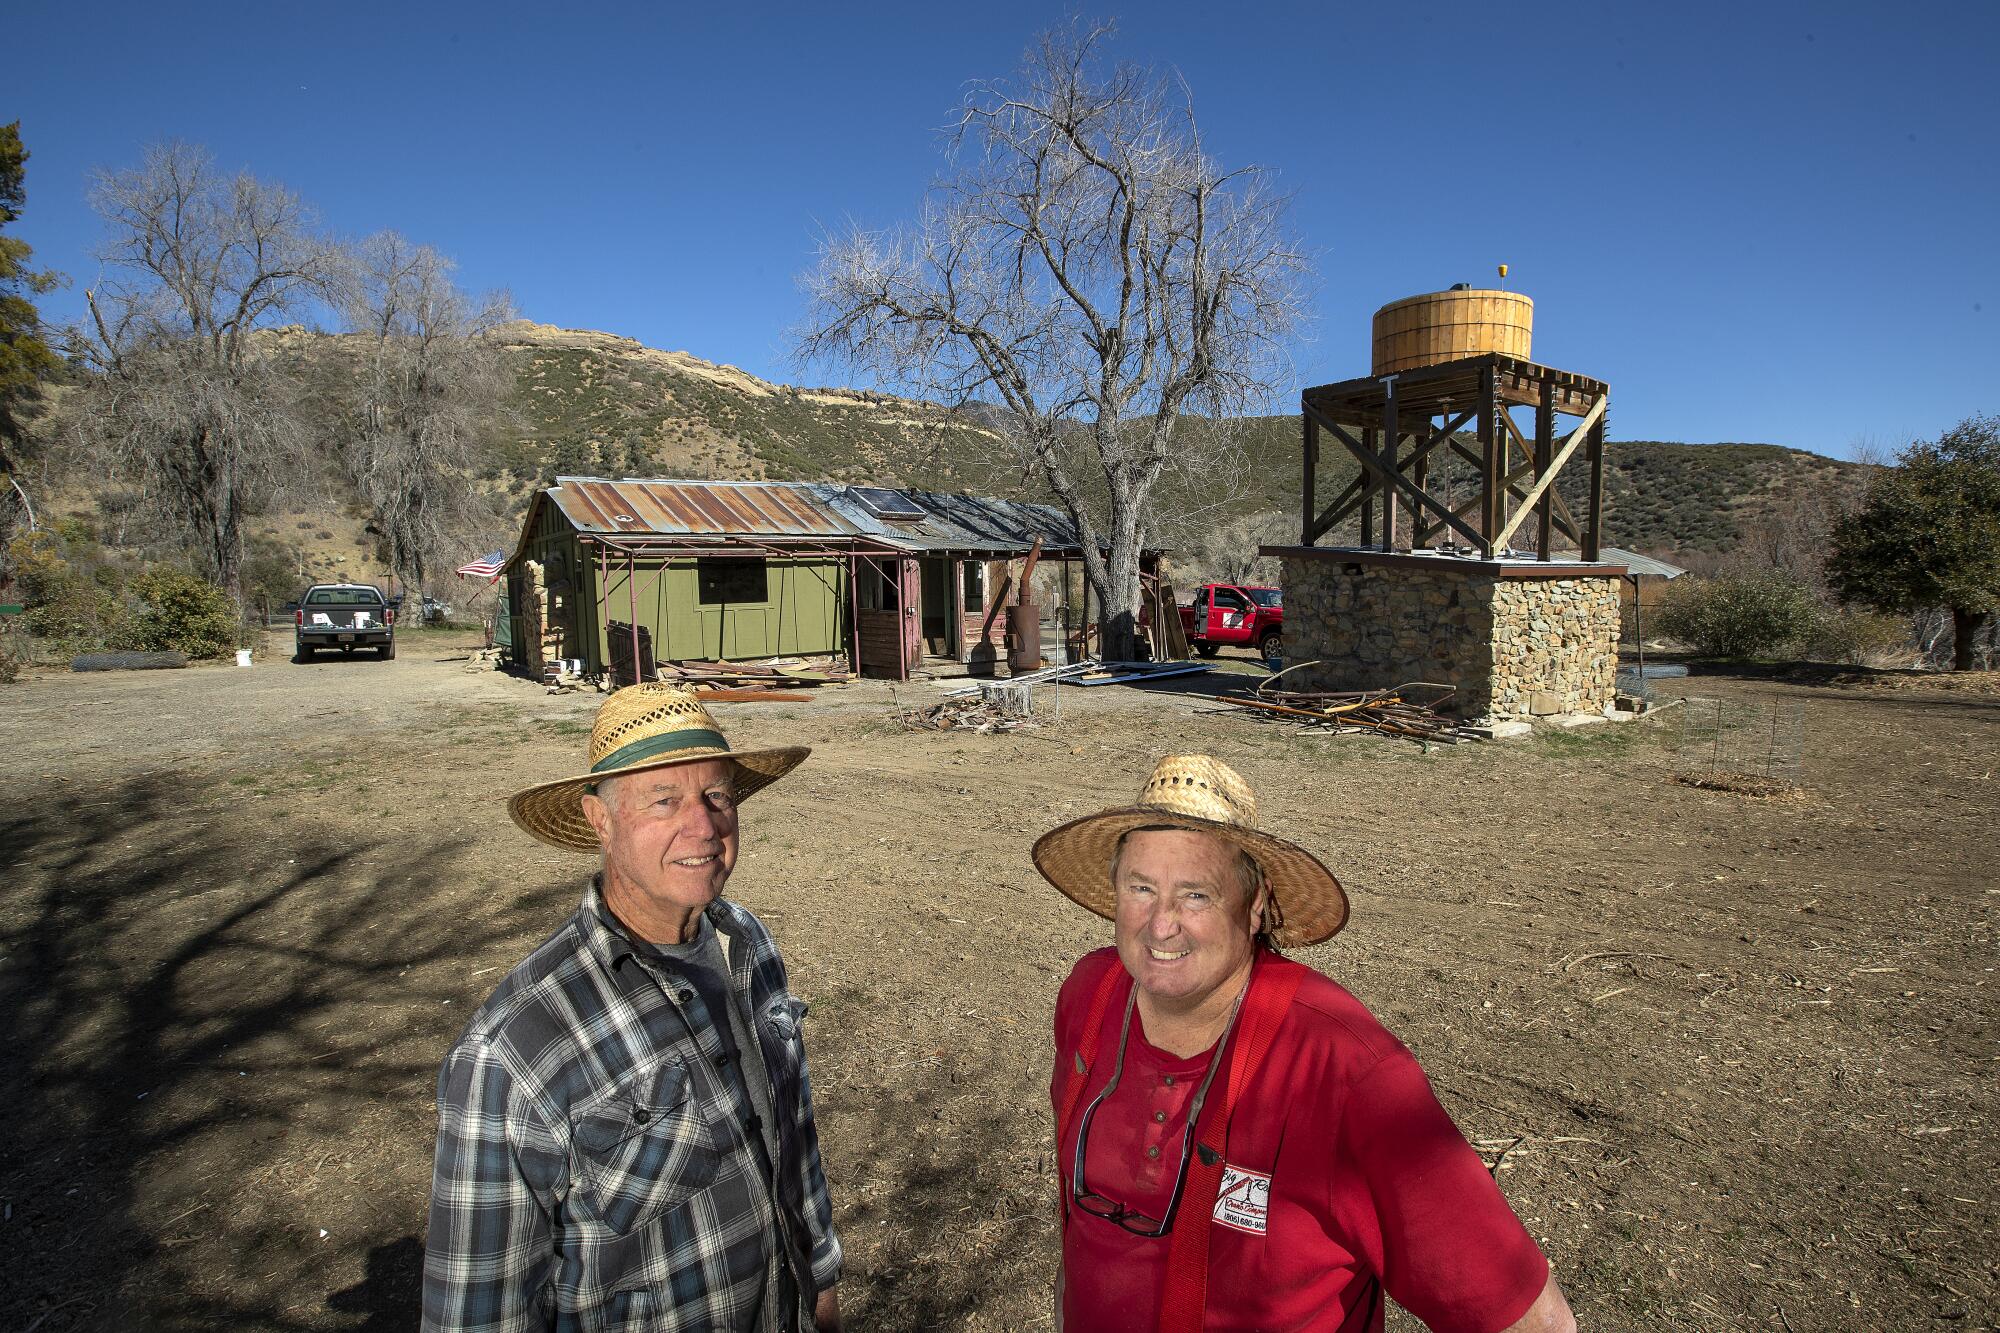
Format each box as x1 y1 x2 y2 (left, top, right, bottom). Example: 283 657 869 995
294 583 396 662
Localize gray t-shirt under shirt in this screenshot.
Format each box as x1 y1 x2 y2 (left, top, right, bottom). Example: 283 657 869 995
641 915 786 1332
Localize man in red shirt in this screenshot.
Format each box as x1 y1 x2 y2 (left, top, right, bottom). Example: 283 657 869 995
1034 754 1575 1332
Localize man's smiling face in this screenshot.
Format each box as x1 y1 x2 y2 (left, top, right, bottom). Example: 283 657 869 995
1111 828 1264 1010
583 759 741 937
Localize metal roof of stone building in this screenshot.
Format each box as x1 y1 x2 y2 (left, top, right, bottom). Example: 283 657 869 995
1598 546 1687 579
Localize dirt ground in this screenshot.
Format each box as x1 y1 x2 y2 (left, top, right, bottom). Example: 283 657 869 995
0 629 1993 1332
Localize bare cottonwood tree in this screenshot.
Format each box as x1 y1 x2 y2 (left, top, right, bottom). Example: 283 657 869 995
798 22 1308 660
339 232 514 597
72 142 341 600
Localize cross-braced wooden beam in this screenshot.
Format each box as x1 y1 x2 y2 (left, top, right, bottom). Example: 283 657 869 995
1302 402 1487 550
1298 354 1609 561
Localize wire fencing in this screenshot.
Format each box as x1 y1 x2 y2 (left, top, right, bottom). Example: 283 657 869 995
1673 696 1807 789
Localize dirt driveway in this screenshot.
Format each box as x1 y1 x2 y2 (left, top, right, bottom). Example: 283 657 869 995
1 633 1994 1331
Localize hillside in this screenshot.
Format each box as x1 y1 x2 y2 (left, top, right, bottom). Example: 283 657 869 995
483 322 1875 570
31 322 1877 597
484 322 1011 501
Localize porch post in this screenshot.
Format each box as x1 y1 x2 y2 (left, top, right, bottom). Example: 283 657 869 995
848 551 862 674
950 556 966 660
893 554 907 681
595 541 610 675
628 553 641 683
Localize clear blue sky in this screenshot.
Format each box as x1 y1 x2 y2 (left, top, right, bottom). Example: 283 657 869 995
12 1 1997 458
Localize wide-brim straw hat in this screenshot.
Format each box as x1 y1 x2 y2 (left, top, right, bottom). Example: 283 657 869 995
1031 754 1348 948
509 683 809 852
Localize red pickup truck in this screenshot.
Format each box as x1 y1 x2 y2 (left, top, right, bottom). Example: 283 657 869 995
1180 583 1283 659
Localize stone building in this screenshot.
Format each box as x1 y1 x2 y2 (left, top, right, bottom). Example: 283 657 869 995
1269 548 1622 719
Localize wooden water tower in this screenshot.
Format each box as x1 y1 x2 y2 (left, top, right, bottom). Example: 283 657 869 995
1292 283 1609 562
1259 283 1625 719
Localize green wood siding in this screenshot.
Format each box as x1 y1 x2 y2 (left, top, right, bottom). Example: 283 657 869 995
598 556 847 663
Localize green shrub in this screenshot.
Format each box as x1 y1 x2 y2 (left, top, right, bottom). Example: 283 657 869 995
8 532 132 648
241 537 303 613
128 569 239 659
1652 571 1821 659
1806 606 1909 666
53 515 96 544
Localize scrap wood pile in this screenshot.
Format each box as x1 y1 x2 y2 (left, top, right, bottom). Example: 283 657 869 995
1216 677 1481 747
896 695 1035 734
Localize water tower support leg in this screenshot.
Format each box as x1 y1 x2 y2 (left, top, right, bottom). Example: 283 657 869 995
1301 409 1318 547
1536 379 1556 560
1380 387 1399 552
1410 416 1430 549
1359 427 1376 549
1584 402 1607 562
1477 365 1499 557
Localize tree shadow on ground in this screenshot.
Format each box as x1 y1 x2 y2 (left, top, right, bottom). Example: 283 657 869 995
821 1051 1058 1331
0 772 573 1332
325 1236 422 1332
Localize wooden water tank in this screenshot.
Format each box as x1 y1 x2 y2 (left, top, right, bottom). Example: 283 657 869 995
1371 288 1533 374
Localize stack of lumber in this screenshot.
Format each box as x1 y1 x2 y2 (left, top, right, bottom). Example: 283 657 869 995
656 656 852 697
1215 681 1479 747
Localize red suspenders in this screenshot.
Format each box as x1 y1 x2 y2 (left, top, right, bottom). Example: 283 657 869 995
1055 960 1130 1218
1159 961 1301 1333
1054 953 1303 1332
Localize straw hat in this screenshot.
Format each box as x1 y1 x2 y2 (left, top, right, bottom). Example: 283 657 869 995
1031 754 1348 948
509 684 809 852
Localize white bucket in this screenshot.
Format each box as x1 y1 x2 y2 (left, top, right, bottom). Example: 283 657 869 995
235 649 253 667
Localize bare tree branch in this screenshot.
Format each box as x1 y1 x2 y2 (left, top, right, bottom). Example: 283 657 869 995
65 142 342 600
797 21 1307 658
335 232 515 596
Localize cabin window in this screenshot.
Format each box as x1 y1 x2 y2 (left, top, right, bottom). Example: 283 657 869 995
857 562 899 611
961 562 987 609
697 558 767 605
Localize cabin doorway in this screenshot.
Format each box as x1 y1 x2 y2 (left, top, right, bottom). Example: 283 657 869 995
919 558 953 655
856 555 922 679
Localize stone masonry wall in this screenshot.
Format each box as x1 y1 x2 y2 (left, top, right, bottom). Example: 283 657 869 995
1488 576 1622 717
1279 555 1620 719
1280 560 1500 711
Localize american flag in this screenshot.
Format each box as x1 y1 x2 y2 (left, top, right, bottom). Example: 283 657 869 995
454 551 508 581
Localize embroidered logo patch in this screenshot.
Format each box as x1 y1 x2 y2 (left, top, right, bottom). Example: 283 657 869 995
1212 1164 1271 1235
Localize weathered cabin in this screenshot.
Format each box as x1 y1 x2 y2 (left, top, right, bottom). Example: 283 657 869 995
502 478 1096 681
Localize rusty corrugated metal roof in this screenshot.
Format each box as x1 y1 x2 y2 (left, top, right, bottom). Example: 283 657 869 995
547 478 862 538
811 485 1085 554
539 476 1105 557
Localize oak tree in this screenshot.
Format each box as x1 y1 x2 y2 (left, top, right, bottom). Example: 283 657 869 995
339 232 513 596
1826 415 2000 670
0 121 63 588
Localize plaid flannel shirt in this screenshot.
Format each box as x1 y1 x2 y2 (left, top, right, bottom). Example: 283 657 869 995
423 881 842 1332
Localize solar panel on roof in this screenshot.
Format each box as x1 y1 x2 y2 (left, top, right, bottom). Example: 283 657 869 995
848 486 925 519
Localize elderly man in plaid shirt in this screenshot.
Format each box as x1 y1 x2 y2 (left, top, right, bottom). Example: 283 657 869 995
424 686 842 1332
